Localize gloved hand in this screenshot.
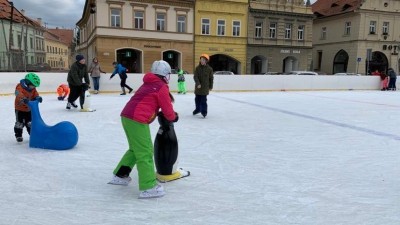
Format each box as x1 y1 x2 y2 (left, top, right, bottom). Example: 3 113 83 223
22 98 29 104
82 83 90 91
35 96 43 103
173 112 179 123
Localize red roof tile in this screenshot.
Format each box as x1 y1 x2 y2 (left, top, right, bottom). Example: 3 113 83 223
48 28 74 46
312 0 363 17
0 0 42 27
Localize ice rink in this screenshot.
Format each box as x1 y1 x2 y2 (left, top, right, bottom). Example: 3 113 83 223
0 91 399 225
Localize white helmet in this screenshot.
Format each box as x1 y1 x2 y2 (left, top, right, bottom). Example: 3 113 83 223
151 60 171 77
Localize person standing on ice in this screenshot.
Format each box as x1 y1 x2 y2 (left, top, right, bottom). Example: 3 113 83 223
66 54 90 110
88 57 106 94
108 60 179 199
110 62 133 95
193 53 214 118
177 69 186 94
14 73 43 142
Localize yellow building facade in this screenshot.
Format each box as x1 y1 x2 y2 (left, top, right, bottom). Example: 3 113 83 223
44 31 70 70
194 0 248 74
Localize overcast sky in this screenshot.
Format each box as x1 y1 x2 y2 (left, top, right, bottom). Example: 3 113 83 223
12 0 85 29
11 0 317 29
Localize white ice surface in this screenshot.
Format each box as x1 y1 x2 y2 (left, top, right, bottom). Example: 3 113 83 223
0 91 399 225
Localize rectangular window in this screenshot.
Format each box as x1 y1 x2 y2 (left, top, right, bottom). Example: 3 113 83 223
383 22 389 34
217 20 225 36
17 34 21 48
285 23 292 39
202 18 210 35
345 22 351 35
233 21 240 36
177 15 186 33
255 21 262 38
30 37 33 49
369 21 376 34
321 27 327 39
156 13 166 31
297 25 304 40
269 22 276 38
134 11 144 29
111 8 121 27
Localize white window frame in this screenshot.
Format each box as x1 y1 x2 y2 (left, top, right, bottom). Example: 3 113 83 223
217 19 226 36
321 27 327 39
232 20 240 37
345 22 351 35
177 15 186 33
285 23 292 39
255 21 262 38
383 21 389 34
201 18 210 35
297 25 304 40
369 21 376 34
269 22 276 39
134 11 144 29
156 13 166 31
110 8 121 27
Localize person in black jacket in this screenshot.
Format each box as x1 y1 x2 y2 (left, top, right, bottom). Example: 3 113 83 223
67 54 90 109
388 68 397 91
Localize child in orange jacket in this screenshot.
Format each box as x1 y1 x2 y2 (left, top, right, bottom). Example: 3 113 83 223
14 73 42 142
57 84 70 100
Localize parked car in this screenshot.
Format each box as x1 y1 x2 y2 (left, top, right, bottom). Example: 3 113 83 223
287 71 318 75
263 72 280 75
214 71 235 75
26 63 51 72
334 72 362 76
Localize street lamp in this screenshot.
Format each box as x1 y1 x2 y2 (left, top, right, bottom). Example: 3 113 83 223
7 1 14 71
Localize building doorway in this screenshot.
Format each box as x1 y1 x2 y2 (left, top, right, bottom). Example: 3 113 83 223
333 50 349 74
116 48 142 73
366 51 388 75
282 56 298 73
250 56 267 74
162 50 181 71
209 54 240 74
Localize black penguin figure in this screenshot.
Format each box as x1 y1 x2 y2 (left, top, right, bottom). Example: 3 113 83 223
154 111 189 182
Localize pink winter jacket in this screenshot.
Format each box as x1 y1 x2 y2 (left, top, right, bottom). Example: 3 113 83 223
121 73 176 124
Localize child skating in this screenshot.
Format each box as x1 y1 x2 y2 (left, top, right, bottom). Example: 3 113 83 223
108 60 178 199
14 73 43 142
177 69 186 94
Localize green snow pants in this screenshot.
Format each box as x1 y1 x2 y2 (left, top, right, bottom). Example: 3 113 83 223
178 81 186 93
113 117 156 191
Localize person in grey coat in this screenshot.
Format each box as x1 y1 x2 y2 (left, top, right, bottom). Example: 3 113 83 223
67 54 90 110
89 57 106 94
193 53 214 118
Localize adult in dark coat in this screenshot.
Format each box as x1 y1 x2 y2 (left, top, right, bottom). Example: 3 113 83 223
388 68 397 91
67 54 90 109
193 53 214 118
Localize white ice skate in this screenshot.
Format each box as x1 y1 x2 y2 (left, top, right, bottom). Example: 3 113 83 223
107 175 132 186
138 184 165 199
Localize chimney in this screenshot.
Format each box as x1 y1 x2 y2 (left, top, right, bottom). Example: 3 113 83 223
37 18 42 25
21 9 25 15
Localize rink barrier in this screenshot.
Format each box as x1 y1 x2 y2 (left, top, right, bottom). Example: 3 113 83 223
0 72 384 95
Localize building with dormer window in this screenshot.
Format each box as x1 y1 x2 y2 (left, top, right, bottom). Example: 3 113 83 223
312 0 400 75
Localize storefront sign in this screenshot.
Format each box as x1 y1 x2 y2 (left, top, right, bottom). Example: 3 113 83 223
144 45 161 48
280 49 301 54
